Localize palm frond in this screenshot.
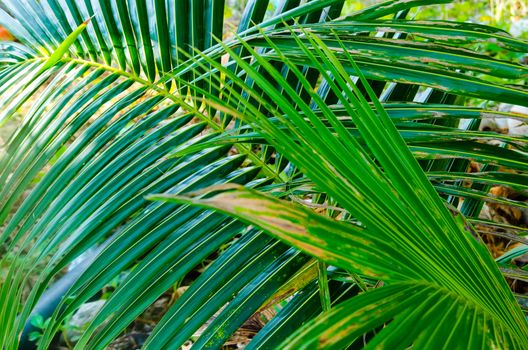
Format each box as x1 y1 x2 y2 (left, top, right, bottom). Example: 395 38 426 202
154 25 528 348
0 0 526 348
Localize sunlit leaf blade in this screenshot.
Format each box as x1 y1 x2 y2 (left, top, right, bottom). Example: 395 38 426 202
154 24 528 348
0 0 527 348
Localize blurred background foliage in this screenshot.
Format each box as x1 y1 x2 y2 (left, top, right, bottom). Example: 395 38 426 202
225 0 528 39
414 0 528 64
415 0 527 38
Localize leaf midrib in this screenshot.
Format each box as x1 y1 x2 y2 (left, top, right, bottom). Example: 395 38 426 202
27 55 284 181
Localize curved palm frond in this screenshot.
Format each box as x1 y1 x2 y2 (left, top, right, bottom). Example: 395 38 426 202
156 26 528 348
0 0 526 348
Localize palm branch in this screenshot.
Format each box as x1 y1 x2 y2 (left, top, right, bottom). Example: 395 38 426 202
0 0 526 348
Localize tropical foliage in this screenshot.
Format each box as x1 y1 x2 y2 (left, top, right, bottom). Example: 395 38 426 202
0 0 527 349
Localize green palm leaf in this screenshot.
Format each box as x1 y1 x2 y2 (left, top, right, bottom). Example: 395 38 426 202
152 26 528 348
0 0 526 348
